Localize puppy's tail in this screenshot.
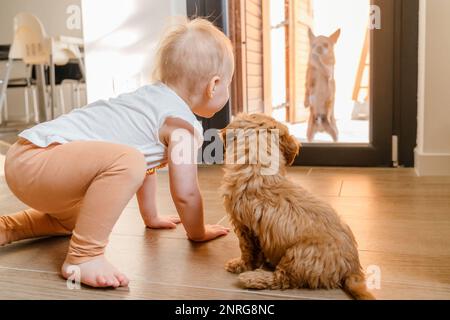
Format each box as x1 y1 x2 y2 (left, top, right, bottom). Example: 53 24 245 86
238 269 290 290
343 272 376 300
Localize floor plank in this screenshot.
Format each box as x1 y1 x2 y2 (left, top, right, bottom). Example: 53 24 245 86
0 268 308 300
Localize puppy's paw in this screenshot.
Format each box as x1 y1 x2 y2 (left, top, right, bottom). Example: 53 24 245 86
238 270 273 290
225 258 252 274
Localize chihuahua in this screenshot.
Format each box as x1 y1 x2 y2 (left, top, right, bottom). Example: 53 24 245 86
305 28 341 142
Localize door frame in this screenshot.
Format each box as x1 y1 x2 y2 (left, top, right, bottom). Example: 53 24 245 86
393 0 419 167
186 0 231 133
228 0 246 116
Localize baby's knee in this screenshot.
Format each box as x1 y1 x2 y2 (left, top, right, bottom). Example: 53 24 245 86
119 149 147 186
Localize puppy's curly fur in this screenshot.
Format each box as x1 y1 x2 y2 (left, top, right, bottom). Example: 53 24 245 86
220 113 374 300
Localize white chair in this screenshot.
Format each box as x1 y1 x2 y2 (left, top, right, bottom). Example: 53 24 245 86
0 60 39 125
0 13 85 124
62 79 84 110
0 59 13 126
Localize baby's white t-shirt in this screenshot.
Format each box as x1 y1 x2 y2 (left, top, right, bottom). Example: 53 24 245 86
19 82 204 170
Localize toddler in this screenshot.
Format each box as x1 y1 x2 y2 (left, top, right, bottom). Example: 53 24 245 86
0 18 234 288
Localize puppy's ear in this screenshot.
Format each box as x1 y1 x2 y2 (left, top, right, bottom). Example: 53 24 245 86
308 28 315 43
280 134 301 166
329 28 341 44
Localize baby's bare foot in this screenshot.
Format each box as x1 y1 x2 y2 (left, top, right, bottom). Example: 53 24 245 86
61 255 129 288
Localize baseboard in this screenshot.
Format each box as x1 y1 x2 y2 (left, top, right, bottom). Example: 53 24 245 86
415 150 450 176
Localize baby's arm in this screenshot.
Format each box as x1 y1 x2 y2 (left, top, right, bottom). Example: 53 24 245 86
163 118 230 242
137 172 181 229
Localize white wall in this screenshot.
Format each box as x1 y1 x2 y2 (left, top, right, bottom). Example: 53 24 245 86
0 0 83 121
81 0 187 102
0 0 83 44
415 0 450 176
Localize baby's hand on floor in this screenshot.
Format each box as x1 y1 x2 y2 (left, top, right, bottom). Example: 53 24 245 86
189 224 231 242
146 215 181 229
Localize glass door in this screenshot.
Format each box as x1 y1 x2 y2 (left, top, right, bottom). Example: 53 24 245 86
195 0 410 167
222 0 399 167
267 0 394 166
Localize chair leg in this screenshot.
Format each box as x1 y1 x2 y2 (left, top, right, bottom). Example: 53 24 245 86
69 82 75 110
32 86 39 123
0 94 4 125
70 82 81 109
0 94 6 125
49 57 56 120
0 93 9 126
0 59 13 121
45 85 51 120
35 64 48 123
77 57 86 82
3 93 8 122
76 83 81 108
24 87 30 123
59 86 66 115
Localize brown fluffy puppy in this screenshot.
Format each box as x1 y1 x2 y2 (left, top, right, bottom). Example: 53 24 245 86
220 113 374 300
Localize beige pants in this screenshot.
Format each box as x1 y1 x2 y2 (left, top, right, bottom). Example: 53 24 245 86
1 138 146 264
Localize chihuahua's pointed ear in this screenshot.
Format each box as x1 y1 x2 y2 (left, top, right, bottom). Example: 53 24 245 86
308 28 315 43
329 28 341 44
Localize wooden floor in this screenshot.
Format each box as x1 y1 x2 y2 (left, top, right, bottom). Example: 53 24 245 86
1 140 450 299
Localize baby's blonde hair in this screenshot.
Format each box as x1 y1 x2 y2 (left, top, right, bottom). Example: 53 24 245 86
152 18 234 93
